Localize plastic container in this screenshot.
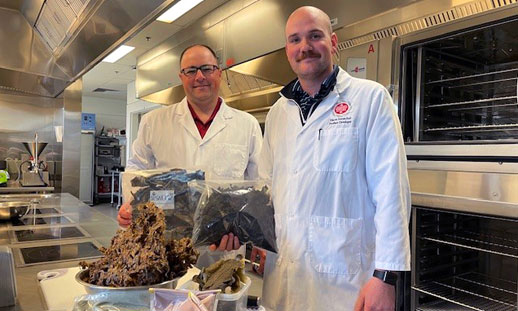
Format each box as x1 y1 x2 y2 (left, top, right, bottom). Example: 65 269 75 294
180 276 251 311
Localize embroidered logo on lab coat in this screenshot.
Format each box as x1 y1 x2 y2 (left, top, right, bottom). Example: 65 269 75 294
333 102 350 116
329 102 352 126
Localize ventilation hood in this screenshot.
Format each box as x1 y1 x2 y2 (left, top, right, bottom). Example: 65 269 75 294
140 48 294 111
0 0 175 97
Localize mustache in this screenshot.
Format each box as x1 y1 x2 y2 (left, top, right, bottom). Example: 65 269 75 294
296 51 321 62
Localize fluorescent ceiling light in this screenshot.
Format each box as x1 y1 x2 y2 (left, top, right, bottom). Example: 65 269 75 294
156 0 204 23
102 45 135 63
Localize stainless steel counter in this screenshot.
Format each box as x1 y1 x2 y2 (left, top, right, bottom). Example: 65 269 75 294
0 193 119 311
0 181 54 194
0 193 264 311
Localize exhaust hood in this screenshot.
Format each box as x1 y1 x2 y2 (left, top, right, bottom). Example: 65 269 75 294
139 48 294 112
0 0 176 97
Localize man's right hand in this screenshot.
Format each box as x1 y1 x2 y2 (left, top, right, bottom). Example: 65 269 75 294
117 202 132 227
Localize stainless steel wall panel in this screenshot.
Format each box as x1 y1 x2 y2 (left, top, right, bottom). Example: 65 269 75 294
409 170 518 204
61 79 81 197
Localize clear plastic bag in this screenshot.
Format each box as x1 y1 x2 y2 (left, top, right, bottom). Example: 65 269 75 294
150 288 219 311
191 180 277 253
122 168 205 239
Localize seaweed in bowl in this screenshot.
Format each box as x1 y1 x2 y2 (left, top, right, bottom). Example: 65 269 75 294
78 202 198 288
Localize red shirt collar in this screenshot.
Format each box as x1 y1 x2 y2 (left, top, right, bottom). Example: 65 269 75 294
187 98 222 138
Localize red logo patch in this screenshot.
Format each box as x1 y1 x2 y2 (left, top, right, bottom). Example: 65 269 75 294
334 103 350 115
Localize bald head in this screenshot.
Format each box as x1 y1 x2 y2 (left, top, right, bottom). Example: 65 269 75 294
284 6 337 93
286 6 333 38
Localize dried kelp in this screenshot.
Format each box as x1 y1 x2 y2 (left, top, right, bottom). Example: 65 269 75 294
166 237 199 278
192 184 277 252
192 258 246 293
130 169 204 239
80 202 198 287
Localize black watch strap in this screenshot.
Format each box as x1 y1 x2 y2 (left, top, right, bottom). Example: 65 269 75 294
373 269 398 286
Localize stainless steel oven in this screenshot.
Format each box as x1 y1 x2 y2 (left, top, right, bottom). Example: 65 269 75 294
395 6 518 311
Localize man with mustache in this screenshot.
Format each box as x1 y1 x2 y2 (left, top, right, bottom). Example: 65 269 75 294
258 6 411 311
118 45 262 254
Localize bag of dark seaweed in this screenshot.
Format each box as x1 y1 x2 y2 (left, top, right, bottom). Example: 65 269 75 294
122 168 205 240
191 180 277 253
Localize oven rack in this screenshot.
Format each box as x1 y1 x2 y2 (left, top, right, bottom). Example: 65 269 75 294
425 68 518 85
419 231 518 258
413 272 517 311
444 77 518 89
448 102 518 112
426 96 517 108
416 299 473 311
424 123 518 133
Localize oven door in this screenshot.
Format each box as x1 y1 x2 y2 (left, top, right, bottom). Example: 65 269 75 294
396 7 518 165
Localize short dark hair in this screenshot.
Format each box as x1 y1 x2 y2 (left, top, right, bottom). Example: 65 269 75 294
179 44 218 65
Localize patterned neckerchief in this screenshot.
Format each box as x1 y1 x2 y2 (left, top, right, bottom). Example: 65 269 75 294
281 65 339 125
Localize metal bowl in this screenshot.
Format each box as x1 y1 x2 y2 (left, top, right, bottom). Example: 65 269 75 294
75 269 178 295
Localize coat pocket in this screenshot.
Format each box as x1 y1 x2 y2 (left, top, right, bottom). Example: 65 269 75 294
213 144 247 178
308 216 361 275
313 127 358 172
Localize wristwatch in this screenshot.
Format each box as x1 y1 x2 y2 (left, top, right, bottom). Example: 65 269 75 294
373 269 398 286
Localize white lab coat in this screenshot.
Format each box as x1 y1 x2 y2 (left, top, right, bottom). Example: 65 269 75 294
127 97 260 266
127 97 262 180
259 68 411 311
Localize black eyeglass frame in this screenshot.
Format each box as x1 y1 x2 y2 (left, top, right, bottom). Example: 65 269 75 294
180 64 219 77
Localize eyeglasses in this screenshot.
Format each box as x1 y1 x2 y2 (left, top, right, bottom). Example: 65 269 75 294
180 64 219 77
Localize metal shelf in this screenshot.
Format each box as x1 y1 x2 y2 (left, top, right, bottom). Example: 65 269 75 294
417 300 473 311
96 154 120 158
413 273 517 311
424 123 518 133
425 68 518 85
419 231 518 258
448 102 518 112
444 77 518 89
426 96 517 108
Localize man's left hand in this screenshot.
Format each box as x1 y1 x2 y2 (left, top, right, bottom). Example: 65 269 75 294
353 277 395 311
208 233 240 251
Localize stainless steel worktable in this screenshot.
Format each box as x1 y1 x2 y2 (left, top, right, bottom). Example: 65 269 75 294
0 193 118 311
0 193 263 311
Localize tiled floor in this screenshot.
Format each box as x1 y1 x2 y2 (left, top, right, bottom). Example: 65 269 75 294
90 203 119 221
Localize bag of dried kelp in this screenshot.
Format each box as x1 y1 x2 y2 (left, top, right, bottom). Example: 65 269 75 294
191 180 277 253
122 168 205 239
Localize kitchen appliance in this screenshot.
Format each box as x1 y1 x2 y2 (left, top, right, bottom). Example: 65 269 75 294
14 240 103 267
11 215 72 227
19 133 50 187
0 246 17 307
395 7 518 311
9 225 89 243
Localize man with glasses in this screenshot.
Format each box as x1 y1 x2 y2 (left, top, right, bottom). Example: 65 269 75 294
118 45 262 251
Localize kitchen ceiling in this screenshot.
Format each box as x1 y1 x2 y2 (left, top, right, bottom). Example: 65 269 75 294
82 0 229 101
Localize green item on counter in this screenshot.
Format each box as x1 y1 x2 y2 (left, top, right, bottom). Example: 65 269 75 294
0 170 9 186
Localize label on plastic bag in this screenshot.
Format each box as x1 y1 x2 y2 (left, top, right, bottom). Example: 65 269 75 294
150 190 175 210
